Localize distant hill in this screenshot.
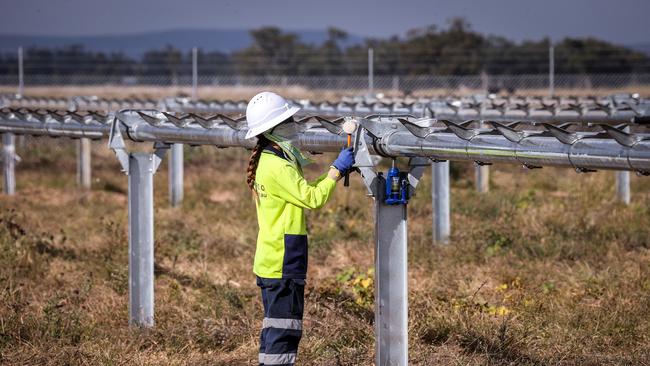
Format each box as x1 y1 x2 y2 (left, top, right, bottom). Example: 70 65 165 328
629 42 650 56
0 28 366 57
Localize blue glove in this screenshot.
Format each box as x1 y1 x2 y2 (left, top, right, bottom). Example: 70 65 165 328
332 147 355 173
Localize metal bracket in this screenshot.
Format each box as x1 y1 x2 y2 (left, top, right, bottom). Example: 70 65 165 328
406 157 429 193
108 115 170 175
353 122 428 197
352 123 378 196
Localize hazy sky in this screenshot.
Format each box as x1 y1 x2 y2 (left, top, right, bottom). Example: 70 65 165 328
1 0 649 44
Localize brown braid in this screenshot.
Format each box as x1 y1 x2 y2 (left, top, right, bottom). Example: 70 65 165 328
247 134 270 198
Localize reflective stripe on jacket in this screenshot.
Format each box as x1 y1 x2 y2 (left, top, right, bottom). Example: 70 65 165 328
253 146 337 279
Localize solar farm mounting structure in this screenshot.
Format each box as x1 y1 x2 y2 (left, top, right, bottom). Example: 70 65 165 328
1 93 650 365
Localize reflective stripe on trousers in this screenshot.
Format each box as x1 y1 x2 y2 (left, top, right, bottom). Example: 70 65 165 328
259 353 297 365
263 317 303 330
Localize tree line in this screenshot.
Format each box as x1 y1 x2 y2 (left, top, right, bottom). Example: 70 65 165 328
0 18 648 77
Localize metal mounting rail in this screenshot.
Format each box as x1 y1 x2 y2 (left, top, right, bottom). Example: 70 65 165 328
164 95 650 124
1 107 650 173
4 93 649 124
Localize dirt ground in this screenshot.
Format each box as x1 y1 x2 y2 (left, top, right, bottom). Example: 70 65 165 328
0 137 649 365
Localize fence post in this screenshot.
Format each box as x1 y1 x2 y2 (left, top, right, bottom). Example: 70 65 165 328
368 48 374 94
392 75 400 92
169 143 183 207
191 47 198 100
2 133 16 195
481 70 488 93
432 161 450 244
549 44 555 97
16 46 26 148
77 138 92 189
18 46 24 97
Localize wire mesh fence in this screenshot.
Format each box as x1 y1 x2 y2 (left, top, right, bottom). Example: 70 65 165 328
1 73 649 93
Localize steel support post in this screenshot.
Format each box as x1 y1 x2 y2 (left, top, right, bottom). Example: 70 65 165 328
77 138 91 189
168 143 184 207
353 125 427 365
3 133 16 195
616 125 630 205
616 170 630 205
109 118 167 327
474 121 490 193
432 161 450 244
475 164 489 193
374 200 408 365
127 153 156 326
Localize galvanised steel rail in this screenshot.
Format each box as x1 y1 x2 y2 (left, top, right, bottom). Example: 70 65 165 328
1 107 649 173
5 93 650 124
1 107 650 365
164 95 650 124
6 93 645 203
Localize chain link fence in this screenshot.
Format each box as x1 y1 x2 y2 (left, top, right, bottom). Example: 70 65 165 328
1 73 649 94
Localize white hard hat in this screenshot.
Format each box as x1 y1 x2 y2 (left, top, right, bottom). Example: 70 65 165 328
245 91 300 139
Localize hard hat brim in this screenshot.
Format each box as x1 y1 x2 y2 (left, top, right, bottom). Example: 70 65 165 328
245 105 301 139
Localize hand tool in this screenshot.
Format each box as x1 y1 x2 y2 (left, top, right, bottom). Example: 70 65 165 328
342 118 357 187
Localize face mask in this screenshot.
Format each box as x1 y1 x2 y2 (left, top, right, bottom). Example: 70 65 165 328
264 120 313 168
271 121 300 142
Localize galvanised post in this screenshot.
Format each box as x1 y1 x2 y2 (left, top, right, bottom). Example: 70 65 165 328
168 143 184 207
353 125 427 365
77 138 92 189
109 117 168 327
475 163 490 193
474 121 490 193
432 161 450 244
3 133 16 195
374 198 408 365
616 126 631 205
127 153 156 327
616 170 630 204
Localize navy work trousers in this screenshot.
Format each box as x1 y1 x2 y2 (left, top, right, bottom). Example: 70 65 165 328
257 277 305 366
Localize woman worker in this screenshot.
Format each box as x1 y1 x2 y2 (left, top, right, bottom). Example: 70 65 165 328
245 92 355 366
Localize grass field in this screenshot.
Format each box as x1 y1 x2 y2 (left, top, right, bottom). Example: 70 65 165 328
1 138 649 365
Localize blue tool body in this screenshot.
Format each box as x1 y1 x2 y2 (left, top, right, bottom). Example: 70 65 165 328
384 162 409 205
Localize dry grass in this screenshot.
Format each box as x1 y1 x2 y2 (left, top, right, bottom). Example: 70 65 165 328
0 139 649 365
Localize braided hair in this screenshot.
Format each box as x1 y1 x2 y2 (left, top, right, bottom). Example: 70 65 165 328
246 134 270 199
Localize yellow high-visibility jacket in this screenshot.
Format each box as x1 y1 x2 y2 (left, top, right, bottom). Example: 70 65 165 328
253 145 337 279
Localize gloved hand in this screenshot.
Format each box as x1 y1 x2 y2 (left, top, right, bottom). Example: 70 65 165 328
332 147 355 174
